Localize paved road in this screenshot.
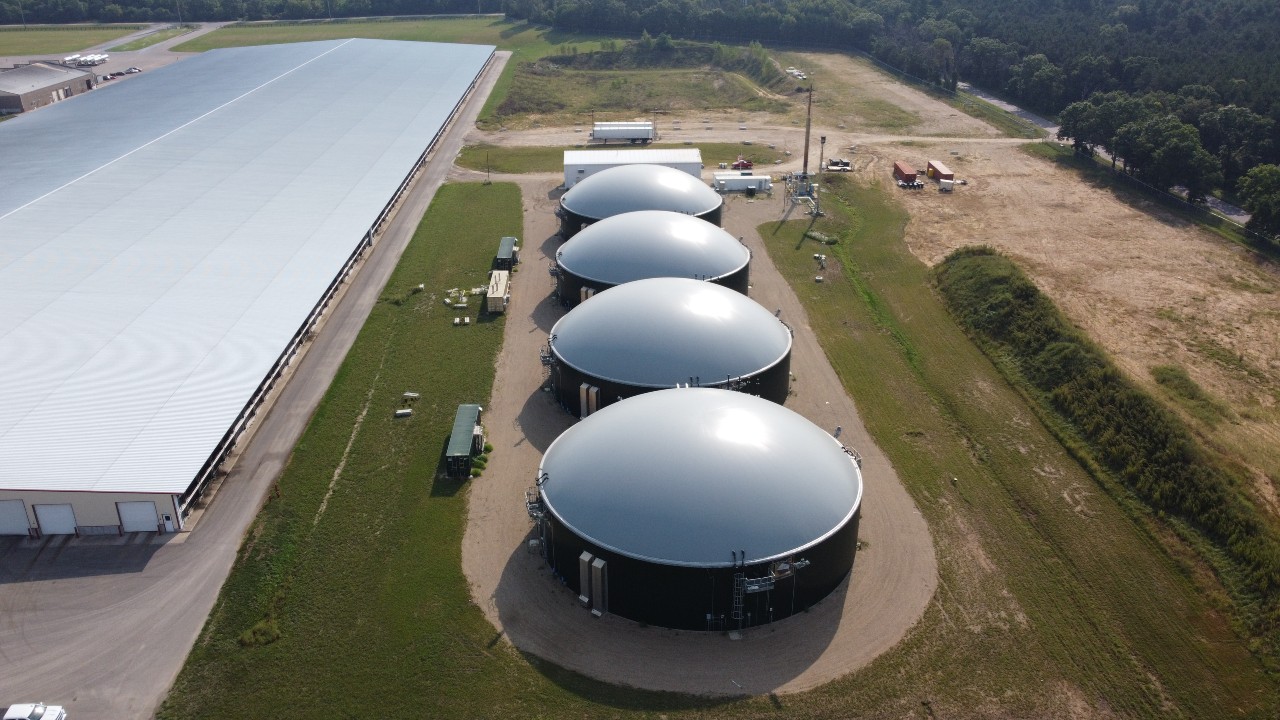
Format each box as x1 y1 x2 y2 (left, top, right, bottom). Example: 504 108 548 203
0 48 509 720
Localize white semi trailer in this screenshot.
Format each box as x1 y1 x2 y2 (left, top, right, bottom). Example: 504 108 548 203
590 121 656 144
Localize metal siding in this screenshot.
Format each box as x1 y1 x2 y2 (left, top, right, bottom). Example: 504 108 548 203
0 40 495 495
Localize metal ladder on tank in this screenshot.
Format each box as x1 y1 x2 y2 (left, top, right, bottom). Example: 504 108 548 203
731 573 746 622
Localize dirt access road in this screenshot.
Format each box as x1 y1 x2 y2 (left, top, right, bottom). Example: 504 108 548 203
459 169 937 696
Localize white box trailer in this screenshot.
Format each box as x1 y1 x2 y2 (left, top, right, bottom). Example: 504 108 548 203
486 270 510 313
563 148 702 188
590 121 656 144
712 172 773 193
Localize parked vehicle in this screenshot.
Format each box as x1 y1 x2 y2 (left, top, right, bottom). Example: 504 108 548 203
5 703 68 720
589 121 655 144
731 156 754 170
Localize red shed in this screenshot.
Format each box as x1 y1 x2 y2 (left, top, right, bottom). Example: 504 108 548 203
893 161 916 183
927 160 953 181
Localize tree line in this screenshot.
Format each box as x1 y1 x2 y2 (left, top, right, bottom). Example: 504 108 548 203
4 0 1280 235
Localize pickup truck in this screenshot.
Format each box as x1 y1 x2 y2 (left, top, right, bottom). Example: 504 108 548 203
4 703 67 720
731 157 753 170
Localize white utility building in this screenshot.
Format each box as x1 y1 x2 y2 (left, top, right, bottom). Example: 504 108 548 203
563 147 702 188
0 38 494 537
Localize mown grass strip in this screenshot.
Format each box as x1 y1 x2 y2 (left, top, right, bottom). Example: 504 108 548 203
0 24 143 55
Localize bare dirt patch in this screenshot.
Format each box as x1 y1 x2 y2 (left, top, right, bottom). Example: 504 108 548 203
856 138 1280 512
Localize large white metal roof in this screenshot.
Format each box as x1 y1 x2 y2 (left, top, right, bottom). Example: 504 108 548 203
0 38 494 494
549 278 790 387
539 388 863 567
556 210 749 285
560 163 722 220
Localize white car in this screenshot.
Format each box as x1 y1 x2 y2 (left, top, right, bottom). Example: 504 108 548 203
4 704 67 720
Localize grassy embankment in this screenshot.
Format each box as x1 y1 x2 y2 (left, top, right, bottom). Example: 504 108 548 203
0 24 143 55
753 175 1275 717
110 24 195 51
935 245 1280 660
455 142 786 175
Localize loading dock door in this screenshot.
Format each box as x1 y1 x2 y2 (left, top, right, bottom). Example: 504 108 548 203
0 500 30 535
34 504 77 535
117 501 158 533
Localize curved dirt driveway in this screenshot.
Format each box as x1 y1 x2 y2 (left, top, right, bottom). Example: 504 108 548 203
459 168 938 696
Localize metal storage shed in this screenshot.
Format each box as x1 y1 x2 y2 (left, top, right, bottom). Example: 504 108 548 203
494 236 520 270
534 388 863 630
563 148 701 188
926 160 954 180
445 404 485 478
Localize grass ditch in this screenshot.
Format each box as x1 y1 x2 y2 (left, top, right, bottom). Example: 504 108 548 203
934 245 1280 661
754 175 1274 716
0 24 143 55
456 141 786 175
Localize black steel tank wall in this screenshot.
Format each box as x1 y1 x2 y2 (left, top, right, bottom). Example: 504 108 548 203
542 509 860 630
555 264 751 307
557 202 726 240
550 351 790 418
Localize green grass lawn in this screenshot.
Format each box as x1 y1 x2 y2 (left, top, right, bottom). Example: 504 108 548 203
456 142 786 175
0 25 143 55
110 24 195 51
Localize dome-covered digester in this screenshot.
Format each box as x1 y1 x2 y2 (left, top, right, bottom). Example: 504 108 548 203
534 388 863 630
556 164 724 239
555 210 750 304
548 278 791 416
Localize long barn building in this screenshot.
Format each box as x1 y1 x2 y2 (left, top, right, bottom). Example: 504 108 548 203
0 39 494 538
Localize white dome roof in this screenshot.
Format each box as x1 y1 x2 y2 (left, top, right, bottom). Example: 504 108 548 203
539 388 863 567
560 164 722 221
557 210 749 285
550 278 790 387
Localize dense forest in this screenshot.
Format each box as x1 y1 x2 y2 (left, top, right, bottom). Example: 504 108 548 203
4 0 1280 230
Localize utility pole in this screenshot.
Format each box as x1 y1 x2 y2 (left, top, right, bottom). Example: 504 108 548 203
801 86 813 178
16 0 26 29
174 0 182 24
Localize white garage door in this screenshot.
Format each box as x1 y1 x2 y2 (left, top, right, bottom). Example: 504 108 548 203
34 504 77 535
117 501 158 533
0 499 30 535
